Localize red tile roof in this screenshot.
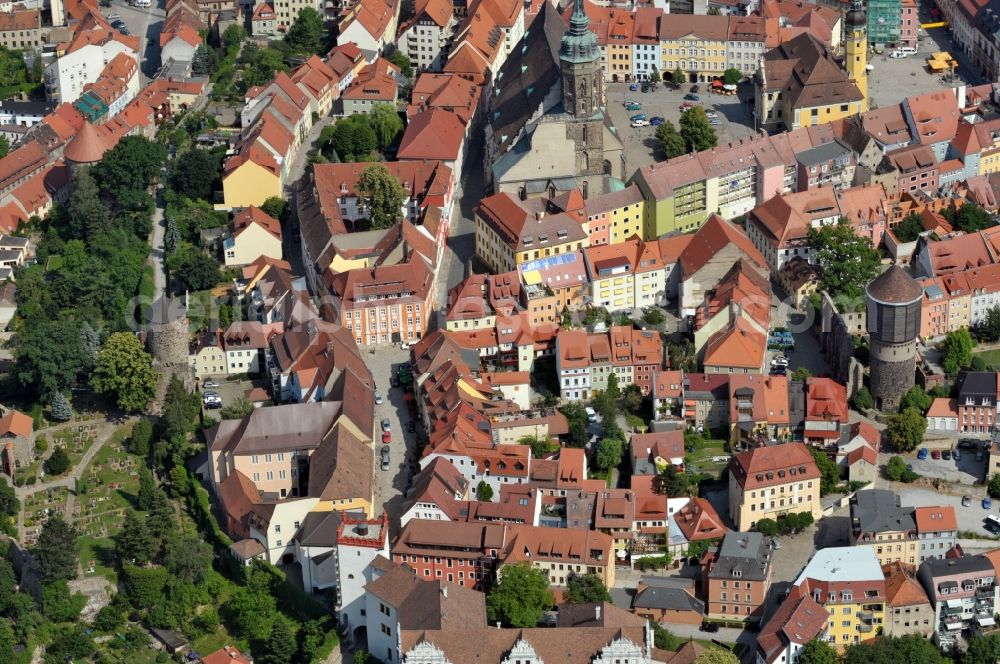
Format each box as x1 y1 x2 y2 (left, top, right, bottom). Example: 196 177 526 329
914 505 958 533
730 442 820 490
673 497 728 542
397 108 466 162
0 409 32 438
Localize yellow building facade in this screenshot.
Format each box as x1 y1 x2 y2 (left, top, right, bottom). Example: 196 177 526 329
221 158 282 210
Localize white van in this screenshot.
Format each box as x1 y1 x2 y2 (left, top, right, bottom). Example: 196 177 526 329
899 46 918 56
585 406 598 423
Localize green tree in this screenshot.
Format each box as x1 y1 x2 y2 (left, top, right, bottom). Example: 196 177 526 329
658 464 689 496
49 391 72 422
679 106 717 152
35 515 79 583
121 563 168 609
80 321 101 366
807 221 882 299
388 50 413 78
220 397 255 420
708 6 722 13
560 402 590 447
622 384 643 414
791 367 811 382
93 599 127 632
353 651 374 664
91 136 166 200
519 435 555 458
807 446 841 494
477 480 494 501
44 625 96 664
843 633 949 664
606 372 621 400
16 317 88 398
44 446 70 475
192 45 212 76
798 638 840 664
296 619 328 663
0 480 18 520
693 649 740 664
224 567 277 639
892 213 924 243
977 305 1000 342
988 473 1000 499
262 617 296 664
285 7 325 55
358 164 406 230
886 455 917 483
564 573 611 604
722 68 742 85
952 201 995 233
885 407 927 453
66 168 110 242
90 332 158 413
940 328 975 376
41 581 87 623
850 385 874 411
329 117 377 161
260 196 287 222
642 307 665 325
115 510 156 565
486 563 554 628
0 135 9 159
595 436 623 471
170 149 221 201
755 518 779 537
649 69 661 83
162 374 200 440
656 120 686 158
368 102 404 149
899 385 932 414
672 67 685 83
964 631 1000 664
169 247 222 291
137 466 156 511
222 23 246 50
129 419 153 457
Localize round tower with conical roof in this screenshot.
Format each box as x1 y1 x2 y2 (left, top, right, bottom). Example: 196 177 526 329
865 265 923 409
64 121 112 173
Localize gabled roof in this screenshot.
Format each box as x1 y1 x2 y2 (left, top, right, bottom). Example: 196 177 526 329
0 409 32 438
397 108 466 162
673 497 728 542
232 205 281 241
678 214 766 279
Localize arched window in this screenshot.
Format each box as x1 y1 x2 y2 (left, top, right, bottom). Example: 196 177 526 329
581 151 589 171
604 159 612 175
547 184 556 199
582 180 589 199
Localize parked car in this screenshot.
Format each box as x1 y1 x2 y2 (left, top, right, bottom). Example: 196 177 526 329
943 449 952 460
399 342 411 350
684 94 699 101
631 120 649 127
375 392 383 405
985 497 994 510
954 449 961 461
381 418 391 432
382 430 391 444
630 113 646 121
650 116 665 126
964 495 973 507
917 448 928 460
640 83 650 92
931 450 942 460
380 446 390 471
625 102 642 111
771 538 781 549
203 379 219 388
699 622 719 633
391 376 399 388
690 85 700 93
630 83 639 91
623 99 639 107
709 119 721 125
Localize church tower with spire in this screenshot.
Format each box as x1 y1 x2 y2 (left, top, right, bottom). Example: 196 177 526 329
560 0 607 192
845 0 869 109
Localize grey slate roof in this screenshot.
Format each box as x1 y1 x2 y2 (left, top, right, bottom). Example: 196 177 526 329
632 586 704 613
707 531 770 582
851 489 915 534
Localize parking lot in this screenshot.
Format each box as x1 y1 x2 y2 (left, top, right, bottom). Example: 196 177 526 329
905 447 986 485
199 376 252 415
101 0 166 78
605 81 756 172
893 485 1000 537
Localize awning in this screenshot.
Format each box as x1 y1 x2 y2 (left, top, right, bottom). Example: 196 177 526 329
946 598 963 609
980 617 996 627
946 622 964 631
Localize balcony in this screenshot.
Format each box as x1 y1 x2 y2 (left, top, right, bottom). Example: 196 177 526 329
857 624 873 633
859 612 874 621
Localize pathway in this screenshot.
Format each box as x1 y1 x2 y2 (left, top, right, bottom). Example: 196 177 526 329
149 187 167 301
12 419 132 541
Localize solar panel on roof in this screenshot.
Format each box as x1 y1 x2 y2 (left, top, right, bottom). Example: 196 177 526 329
520 252 577 273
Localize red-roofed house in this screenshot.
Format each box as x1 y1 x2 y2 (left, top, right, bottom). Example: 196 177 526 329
926 397 959 432
342 58 400 116
803 377 848 445
673 497 728 544
338 0 399 59
251 2 278 37
397 108 469 183
728 442 821 530
224 206 283 266
0 408 33 479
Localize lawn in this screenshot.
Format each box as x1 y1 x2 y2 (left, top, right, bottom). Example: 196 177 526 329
76 424 141 550
79 534 117 582
974 348 1000 369
685 438 730 474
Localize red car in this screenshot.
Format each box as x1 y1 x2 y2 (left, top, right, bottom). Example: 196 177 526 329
931 449 942 460
382 430 391 444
